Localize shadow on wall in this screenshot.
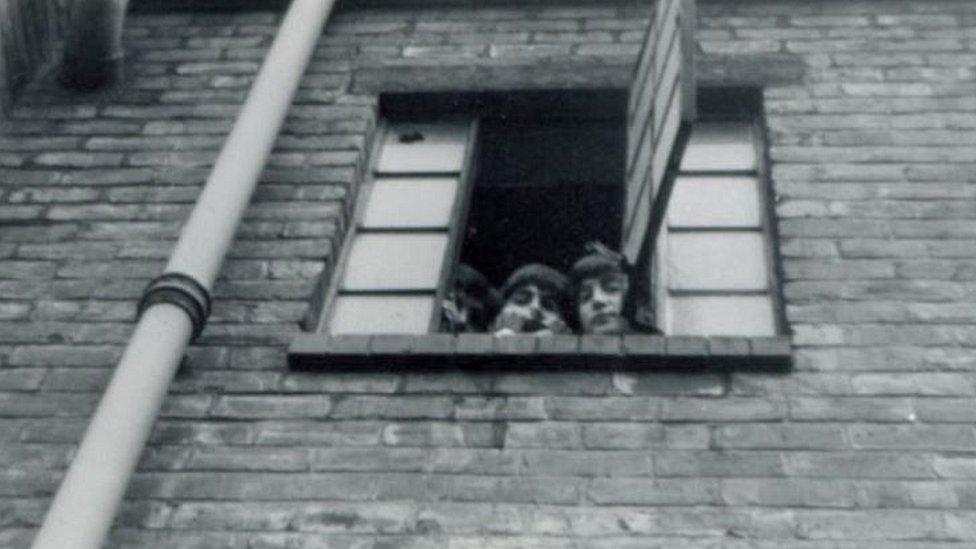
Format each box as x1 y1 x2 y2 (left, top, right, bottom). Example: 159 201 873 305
0 0 69 113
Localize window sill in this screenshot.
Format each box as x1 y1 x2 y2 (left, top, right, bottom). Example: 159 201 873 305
287 333 792 370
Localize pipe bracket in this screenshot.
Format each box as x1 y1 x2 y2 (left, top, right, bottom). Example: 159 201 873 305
137 272 212 341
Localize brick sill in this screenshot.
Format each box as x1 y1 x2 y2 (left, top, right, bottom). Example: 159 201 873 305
288 333 792 370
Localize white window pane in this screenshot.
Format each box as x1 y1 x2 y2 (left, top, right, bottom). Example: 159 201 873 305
668 232 768 291
680 122 757 172
362 177 458 228
668 294 776 336
329 295 434 334
377 122 469 174
668 176 762 229
343 233 447 290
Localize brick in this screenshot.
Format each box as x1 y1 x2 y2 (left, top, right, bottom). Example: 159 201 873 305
665 336 709 356
252 421 381 446
34 152 124 168
210 395 331 419
588 478 719 505
661 397 787 421
855 480 960 509
621 334 665 355
492 335 538 355
494 373 612 395
186 447 309 472
851 373 975 396
721 478 857 508
0 303 30 320
664 425 710 449
656 450 785 477
0 205 42 220
575 43 642 56
41 368 112 392
0 369 45 391
915 398 976 422
545 396 658 421
612 372 725 396
489 44 572 58
700 40 782 54
0 393 98 417
789 397 915 422
0 261 56 279
795 509 948 541
707 337 751 355
425 449 518 475
783 452 935 479
314 448 427 472
134 471 422 501
535 335 580 355
504 422 581 449
454 396 547 420
331 396 454 419
581 423 659 449
714 424 847 450
850 425 976 451
934 456 976 479
519 450 653 477
578 335 622 357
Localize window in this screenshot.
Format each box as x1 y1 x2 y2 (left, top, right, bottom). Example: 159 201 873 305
311 89 784 339
313 91 630 336
322 119 478 335
289 0 792 367
654 115 784 336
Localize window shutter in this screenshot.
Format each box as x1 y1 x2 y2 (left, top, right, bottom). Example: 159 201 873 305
322 120 478 335
621 0 697 264
662 122 780 336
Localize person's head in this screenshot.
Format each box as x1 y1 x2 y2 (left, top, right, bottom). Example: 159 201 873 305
446 264 501 332
570 251 630 334
497 263 569 333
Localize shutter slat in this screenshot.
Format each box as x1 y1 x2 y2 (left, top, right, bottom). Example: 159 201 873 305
621 0 697 263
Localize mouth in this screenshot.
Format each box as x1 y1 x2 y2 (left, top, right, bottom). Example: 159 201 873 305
522 319 545 332
591 313 621 326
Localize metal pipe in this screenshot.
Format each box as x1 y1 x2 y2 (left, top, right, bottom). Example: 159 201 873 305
61 0 130 89
32 0 338 547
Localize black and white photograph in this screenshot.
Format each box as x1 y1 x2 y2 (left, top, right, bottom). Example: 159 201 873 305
1 0 975 547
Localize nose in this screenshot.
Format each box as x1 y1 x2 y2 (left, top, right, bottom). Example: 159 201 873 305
527 295 545 320
591 286 611 307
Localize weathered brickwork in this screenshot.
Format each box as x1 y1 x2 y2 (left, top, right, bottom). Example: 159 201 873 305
2 0 976 546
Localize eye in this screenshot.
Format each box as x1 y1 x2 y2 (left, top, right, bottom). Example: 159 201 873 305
511 289 532 305
540 296 558 312
602 275 627 293
579 286 593 302
603 280 624 293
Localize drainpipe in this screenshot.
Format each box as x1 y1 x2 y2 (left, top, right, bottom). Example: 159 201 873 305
31 0 338 547
61 0 130 89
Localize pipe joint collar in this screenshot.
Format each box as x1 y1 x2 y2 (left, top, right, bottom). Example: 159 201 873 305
137 272 212 341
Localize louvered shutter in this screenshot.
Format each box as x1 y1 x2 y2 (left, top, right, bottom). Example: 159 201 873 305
621 0 697 263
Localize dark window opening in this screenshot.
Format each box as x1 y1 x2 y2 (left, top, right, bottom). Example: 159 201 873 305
462 117 624 285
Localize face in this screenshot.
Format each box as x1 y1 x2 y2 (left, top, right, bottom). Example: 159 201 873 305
444 283 491 332
499 283 565 333
577 272 628 333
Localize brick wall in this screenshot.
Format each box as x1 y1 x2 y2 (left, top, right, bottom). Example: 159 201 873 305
2 1 976 546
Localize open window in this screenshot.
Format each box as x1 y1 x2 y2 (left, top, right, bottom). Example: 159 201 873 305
313 91 629 336
290 0 791 368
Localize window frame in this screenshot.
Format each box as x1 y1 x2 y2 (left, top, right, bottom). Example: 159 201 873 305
312 118 481 335
290 92 792 370
652 107 788 338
